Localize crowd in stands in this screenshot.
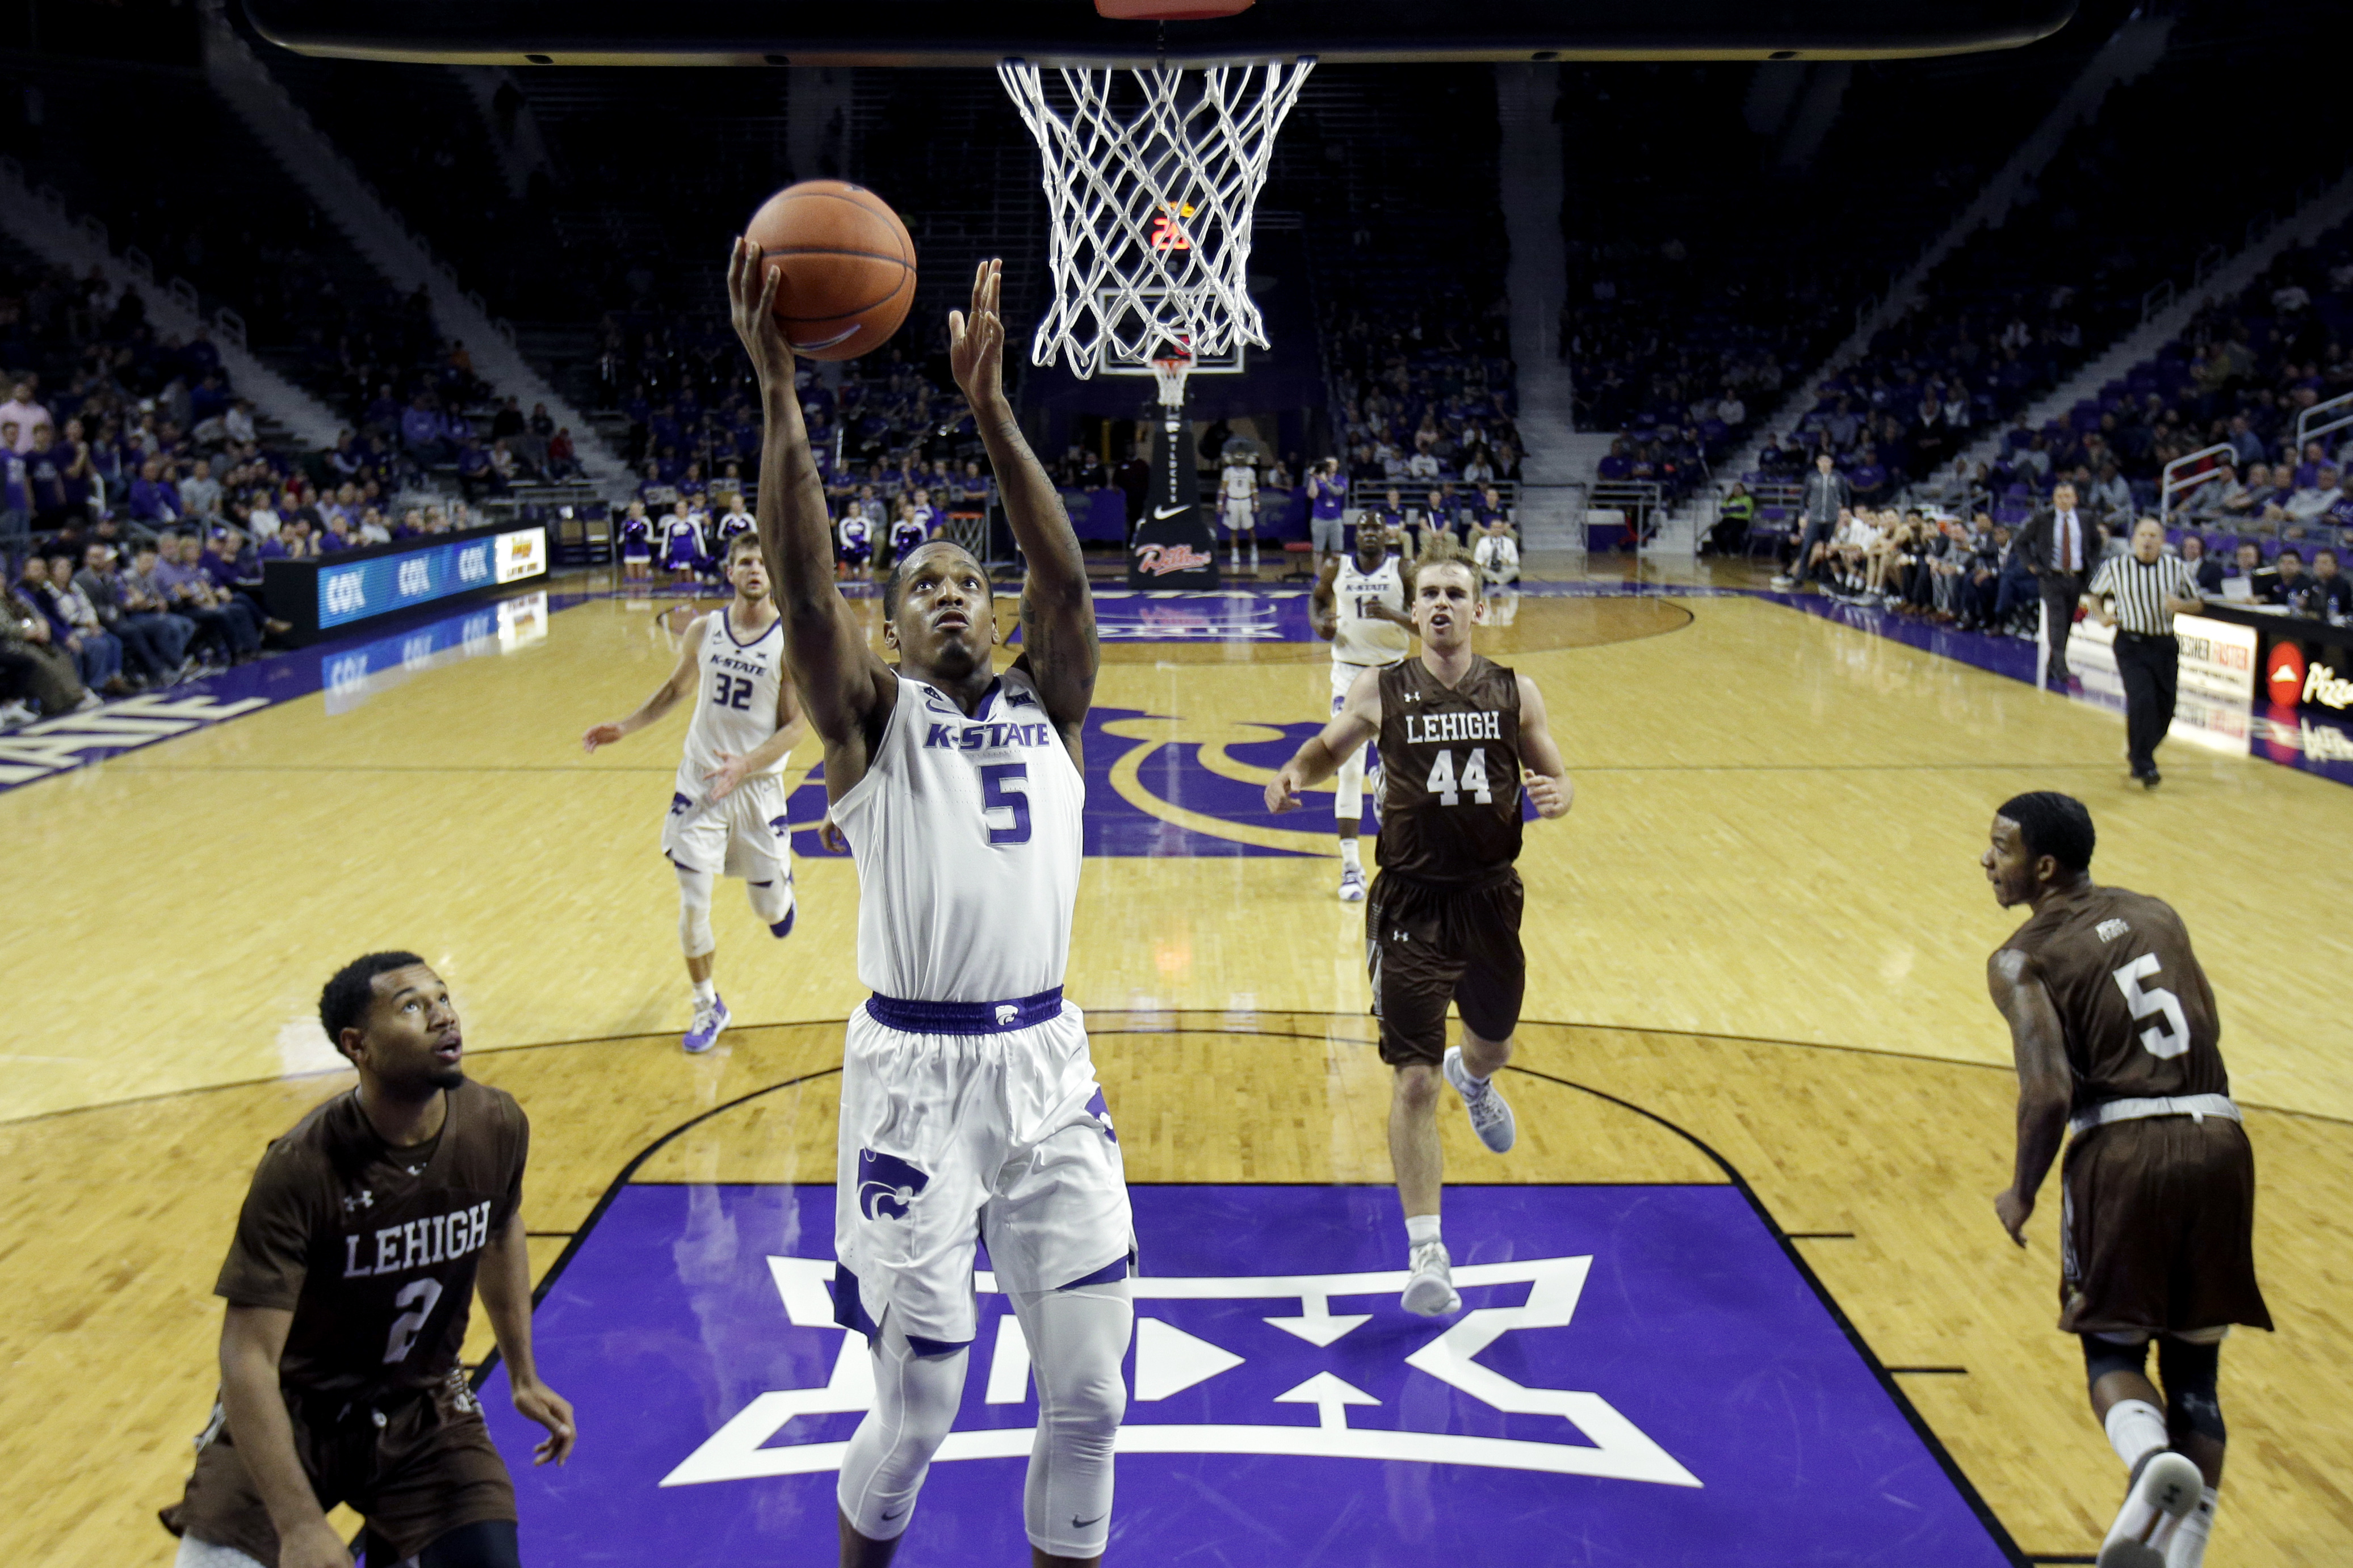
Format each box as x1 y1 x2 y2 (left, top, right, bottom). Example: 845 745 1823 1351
1732 209 2353 608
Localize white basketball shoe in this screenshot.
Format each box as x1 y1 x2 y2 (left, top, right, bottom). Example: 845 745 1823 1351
2098 1452 2203 1568
1444 1045 1517 1153
1402 1239 1460 1317
1337 865 1367 902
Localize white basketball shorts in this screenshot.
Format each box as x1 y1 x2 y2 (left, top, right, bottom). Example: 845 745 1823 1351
834 990 1133 1351
660 772 791 881
1222 499 1255 533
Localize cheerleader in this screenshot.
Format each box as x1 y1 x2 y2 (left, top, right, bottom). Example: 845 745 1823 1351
887 498 930 567
618 500 653 583
661 498 705 588
837 508 875 581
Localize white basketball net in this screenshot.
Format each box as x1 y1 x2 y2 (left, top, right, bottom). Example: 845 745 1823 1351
998 58 1314 381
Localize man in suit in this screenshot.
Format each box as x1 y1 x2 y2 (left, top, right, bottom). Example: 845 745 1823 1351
2014 482 2103 688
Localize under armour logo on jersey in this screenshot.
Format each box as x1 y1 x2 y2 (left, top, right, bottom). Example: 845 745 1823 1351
341 1188 375 1213
995 1003 1019 1025
856 1150 928 1221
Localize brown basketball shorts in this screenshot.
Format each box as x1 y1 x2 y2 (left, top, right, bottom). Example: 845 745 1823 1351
2058 1113 2274 1339
1365 871 1526 1067
160 1373 516 1563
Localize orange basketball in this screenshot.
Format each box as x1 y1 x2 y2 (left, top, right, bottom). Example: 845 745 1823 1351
744 180 916 361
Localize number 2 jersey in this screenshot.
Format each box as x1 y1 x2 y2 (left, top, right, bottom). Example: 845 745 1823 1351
1376 655 1522 886
831 664 1083 1002
1997 884 2229 1113
214 1080 528 1401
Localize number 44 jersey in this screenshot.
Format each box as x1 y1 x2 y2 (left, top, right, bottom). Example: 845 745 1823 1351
831 666 1084 1002
1999 885 2229 1112
1377 656 1523 886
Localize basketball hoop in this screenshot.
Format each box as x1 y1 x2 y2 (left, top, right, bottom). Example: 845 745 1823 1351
1148 352 1193 408
997 58 1314 381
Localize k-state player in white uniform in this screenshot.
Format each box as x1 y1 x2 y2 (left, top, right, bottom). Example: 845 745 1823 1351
732 245 1132 1568
1219 456 1257 574
1311 521 1415 901
582 532 806 1053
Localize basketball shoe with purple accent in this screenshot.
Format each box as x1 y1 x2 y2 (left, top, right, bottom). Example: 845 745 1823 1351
683 994 731 1054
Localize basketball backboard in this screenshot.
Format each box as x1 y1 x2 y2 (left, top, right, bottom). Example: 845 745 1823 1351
242 0 2077 68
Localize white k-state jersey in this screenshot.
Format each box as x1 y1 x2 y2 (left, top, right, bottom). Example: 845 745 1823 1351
674 609 790 804
1332 554 1410 667
1221 463 1256 501
831 665 1083 1003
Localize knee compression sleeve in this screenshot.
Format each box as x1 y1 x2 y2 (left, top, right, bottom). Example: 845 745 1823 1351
416 1519 523 1568
746 873 795 934
1014 1277 1133 1558
2159 1336 2225 1444
838 1322 970 1541
675 864 715 958
174 1538 270 1568
2082 1332 2149 1392
1335 743 1364 822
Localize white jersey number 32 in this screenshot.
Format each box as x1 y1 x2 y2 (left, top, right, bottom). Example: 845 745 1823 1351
2111 953 2191 1060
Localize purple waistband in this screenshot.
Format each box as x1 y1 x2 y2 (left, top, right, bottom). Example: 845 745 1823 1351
865 987 1065 1035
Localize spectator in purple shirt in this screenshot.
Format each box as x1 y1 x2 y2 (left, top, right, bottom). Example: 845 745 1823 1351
318 512 355 553
128 457 182 526
400 395 447 461
153 533 261 663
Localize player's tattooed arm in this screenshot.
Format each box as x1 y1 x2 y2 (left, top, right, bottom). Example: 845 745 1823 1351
953 259 1096 745
582 616 706 752
217 1305 354 1568
479 1210 577 1465
1515 674 1574 819
1986 947 2071 1246
1266 663 1382 812
729 236 896 776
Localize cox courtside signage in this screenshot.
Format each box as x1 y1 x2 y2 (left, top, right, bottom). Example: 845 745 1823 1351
317 526 549 629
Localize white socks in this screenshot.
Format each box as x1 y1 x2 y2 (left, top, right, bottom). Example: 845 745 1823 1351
2105 1399 2169 1470
1339 838 1362 872
2165 1486 2217 1568
1404 1213 1442 1250
692 977 718 1007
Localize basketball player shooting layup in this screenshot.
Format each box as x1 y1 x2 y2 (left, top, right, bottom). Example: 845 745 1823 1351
1266 540 1572 1316
1981 793 2270 1568
161 953 573 1568
582 532 806 1054
1309 520 1415 902
729 243 1133 1568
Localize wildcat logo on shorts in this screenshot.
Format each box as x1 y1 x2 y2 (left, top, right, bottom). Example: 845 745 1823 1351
855 1150 928 1220
994 1003 1018 1026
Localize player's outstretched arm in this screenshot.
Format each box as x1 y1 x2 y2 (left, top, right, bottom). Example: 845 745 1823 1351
479 1210 576 1465
1515 674 1574 819
1986 948 2071 1246
729 237 895 769
581 616 706 753
951 259 1096 738
217 1305 354 1568
1266 663 1381 812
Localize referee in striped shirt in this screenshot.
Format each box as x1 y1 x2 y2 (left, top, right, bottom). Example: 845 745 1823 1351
2085 516 2204 789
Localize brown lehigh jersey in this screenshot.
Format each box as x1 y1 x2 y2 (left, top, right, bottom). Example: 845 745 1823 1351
215 1078 528 1402
1998 884 2229 1114
1375 655 1522 886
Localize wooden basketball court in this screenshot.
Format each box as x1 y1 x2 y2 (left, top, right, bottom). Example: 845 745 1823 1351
4 563 2346 1563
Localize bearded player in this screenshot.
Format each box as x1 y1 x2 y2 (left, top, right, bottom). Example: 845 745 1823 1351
582 532 807 1053
1265 538 1572 1315
160 952 574 1568
731 245 1132 1567
1982 792 2269 1568
1308 519 1414 902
